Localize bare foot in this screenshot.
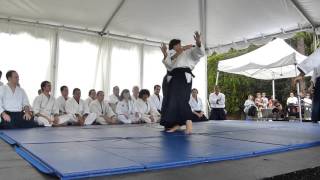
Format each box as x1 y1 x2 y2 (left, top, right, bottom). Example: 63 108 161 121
185 120 192 134
166 125 181 133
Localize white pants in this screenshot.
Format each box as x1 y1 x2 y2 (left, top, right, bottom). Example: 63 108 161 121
70 113 97 125
140 113 160 123
35 114 74 127
118 114 140 124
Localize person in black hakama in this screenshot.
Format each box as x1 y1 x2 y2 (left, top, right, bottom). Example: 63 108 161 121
160 32 205 134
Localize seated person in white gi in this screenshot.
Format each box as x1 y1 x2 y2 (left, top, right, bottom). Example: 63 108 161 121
56 86 69 115
116 89 141 124
33 81 73 127
84 89 96 108
149 85 163 114
108 86 120 113
131 86 140 102
134 89 160 123
89 91 118 125
189 88 208 122
0 70 38 129
65 88 96 126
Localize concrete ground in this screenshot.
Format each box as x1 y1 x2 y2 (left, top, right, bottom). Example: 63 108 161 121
1 140 320 180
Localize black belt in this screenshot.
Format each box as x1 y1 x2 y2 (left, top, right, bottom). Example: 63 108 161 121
168 67 195 78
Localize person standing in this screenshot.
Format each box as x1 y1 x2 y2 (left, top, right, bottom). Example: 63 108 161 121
209 86 226 120
160 31 205 134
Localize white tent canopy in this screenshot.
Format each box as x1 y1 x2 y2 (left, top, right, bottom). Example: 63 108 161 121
218 38 307 80
0 0 319 50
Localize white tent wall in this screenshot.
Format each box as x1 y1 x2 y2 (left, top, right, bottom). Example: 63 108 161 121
0 21 208 112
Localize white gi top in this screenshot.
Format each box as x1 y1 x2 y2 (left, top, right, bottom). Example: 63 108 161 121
89 99 115 118
56 96 69 114
84 97 94 108
163 45 205 71
116 100 136 116
209 92 226 108
189 96 204 112
0 84 30 114
32 93 59 116
149 94 163 111
107 94 120 104
65 97 89 116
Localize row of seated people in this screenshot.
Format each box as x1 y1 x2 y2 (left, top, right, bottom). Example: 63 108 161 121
0 70 208 129
244 92 313 120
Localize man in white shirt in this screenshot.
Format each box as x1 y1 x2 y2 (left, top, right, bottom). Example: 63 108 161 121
131 86 140 102
189 88 208 122
209 86 226 120
89 91 118 125
0 70 3 86
108 86 120 113
0 70 38 129
295 48 320 123
134 89 160 123
65 88 97 126
56 86 69 115
149 85 163 114
33 81 73 127
84 89 96 108
286 92 298 105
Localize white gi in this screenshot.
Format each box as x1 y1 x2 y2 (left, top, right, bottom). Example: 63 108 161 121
32 93 72 126
65 98 97 125
209 93 226 108
116 100 140 124
56 96 69 115
89 99 115 125
149 94 163 112
134 98 160 123
189 96 204 112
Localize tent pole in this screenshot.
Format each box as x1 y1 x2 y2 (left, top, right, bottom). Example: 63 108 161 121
294 62 303 122
215 71 220 86
272 79 275 100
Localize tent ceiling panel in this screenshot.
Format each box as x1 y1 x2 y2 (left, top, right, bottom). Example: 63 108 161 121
206 0 308 48
0 0 120 31
0 0 318 47
296 0 320 25
108 0 200 43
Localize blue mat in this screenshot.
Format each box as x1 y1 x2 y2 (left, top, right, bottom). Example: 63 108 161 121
1 121 320 179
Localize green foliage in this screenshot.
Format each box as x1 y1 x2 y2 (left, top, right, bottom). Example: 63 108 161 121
207 32 318 119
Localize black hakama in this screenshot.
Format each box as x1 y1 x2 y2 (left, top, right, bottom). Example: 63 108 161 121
160 68 194 129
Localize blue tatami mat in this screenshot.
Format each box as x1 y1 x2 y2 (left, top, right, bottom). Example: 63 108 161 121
1 121 320 179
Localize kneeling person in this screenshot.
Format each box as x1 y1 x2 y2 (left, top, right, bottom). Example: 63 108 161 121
33 81 73 127
0 70 38 129
116 89 141 124
89 91 118 125
65 88 96 126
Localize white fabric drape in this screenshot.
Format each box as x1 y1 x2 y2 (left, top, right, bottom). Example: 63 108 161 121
108 40 141 94
55 31 100 97
142 45 167 94
0 22 56 103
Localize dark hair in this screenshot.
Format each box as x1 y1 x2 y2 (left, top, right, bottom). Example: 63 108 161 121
97 91 104 96
154 85 161 90
88 89 96 96
60 86 68 92
191 88 198 93
0 70 2 78
169 39 181 50
40 81 50 91
139 89 150 98
73 88 81 95
6 70 17 80
119 89 131 101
